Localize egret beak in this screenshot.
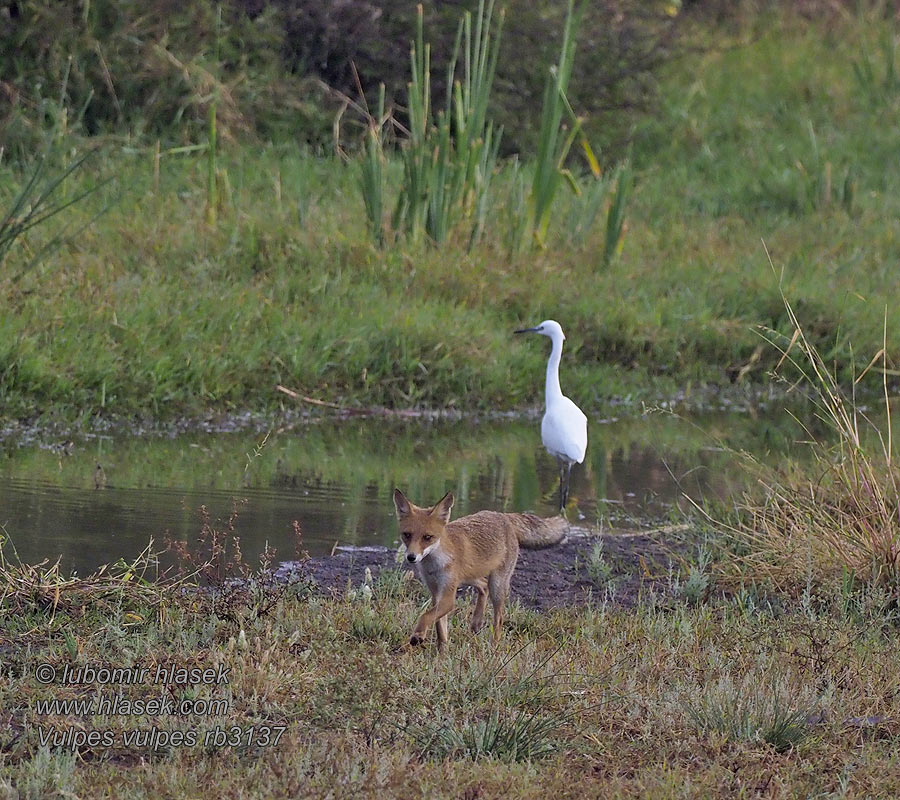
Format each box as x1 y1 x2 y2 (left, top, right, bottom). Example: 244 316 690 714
514 327 539 334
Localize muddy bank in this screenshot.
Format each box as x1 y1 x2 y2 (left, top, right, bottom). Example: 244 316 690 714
276 524 694 611
1 381 795 449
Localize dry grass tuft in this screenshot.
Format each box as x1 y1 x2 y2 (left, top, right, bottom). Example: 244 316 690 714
0 537 173 624
710 272 900 593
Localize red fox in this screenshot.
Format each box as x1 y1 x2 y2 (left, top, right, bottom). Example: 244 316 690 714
393 488 567 650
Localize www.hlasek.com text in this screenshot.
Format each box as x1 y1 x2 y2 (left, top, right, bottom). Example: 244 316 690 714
35 693 231 717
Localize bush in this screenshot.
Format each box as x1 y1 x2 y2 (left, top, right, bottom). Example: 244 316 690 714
269 0 691 158
1 0 694 157
0 0 333 151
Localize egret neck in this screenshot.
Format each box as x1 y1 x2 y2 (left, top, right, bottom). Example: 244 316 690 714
544 329 564 405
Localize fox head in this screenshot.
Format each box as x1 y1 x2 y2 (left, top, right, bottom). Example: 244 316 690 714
393 488 454 564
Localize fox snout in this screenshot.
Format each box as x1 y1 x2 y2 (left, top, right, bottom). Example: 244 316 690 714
404 544 435 564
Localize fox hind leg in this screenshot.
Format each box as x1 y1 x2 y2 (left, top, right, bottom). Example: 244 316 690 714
487 571 513 643
471 579 489 633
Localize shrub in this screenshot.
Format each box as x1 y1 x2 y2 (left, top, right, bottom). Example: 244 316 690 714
1 0 692 156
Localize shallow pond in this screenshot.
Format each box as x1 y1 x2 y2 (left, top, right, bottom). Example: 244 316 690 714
0 407 810 574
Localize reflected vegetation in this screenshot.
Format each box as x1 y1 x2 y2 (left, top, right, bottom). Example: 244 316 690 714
0 407 818 574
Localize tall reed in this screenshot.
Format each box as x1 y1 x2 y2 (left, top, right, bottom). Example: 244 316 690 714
391 0 504 246
206 4 222 227
528 0 595 248
206 100 218 227
852 24 899 101
1 148 106 281
360 84 387 246
563 170 611 248
603 160 631 265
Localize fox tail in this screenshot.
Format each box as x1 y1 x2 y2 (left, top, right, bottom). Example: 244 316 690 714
516 514 568 549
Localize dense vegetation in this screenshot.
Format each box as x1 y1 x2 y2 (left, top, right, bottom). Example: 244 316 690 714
0 0 689 154
1 1 898 425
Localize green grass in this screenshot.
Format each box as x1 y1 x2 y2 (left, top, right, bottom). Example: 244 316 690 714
4 540 900 798
683 674 815 754
3 10 900 423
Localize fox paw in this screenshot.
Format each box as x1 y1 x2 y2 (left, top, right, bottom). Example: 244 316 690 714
409 633 425 646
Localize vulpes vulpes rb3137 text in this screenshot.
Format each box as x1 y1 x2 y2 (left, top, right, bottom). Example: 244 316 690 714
393 488 567 650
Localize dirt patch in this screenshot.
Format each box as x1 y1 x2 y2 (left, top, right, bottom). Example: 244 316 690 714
276 524 694 611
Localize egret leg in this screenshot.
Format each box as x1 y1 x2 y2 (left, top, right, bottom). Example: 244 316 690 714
556 458 566 512
561 461 573 510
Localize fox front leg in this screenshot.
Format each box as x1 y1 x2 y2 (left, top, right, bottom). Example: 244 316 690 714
410 586 456 647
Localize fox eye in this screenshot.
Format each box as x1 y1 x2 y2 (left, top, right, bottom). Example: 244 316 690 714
401 532 411 540
422 535 433 543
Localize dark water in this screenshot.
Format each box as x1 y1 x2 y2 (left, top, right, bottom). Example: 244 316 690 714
0 409 808 574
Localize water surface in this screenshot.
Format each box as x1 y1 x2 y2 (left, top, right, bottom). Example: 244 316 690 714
0 409 808 575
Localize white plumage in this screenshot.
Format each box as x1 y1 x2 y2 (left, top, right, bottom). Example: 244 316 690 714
541 395 587 464
515 319 587 511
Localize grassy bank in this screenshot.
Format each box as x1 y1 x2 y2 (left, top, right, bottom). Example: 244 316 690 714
2 9 900 422
3 543 900 798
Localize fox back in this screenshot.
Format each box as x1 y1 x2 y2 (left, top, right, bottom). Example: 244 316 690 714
450 510 568 550
393 489 567 574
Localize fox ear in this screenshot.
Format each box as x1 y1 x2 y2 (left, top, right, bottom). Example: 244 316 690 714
430 491 454 524
393 488 411 518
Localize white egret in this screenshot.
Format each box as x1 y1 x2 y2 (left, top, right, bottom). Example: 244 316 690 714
515 320 587 511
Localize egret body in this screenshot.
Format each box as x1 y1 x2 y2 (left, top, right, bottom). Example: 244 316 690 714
515 320 587 511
